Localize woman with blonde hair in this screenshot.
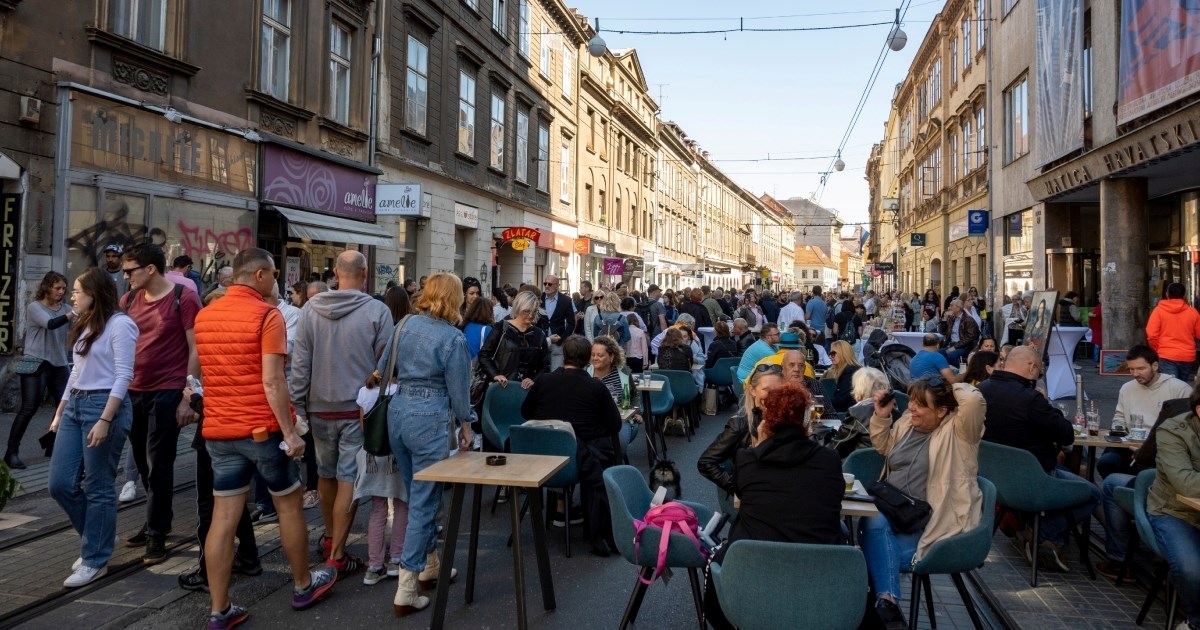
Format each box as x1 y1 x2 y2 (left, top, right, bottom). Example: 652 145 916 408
826 339 862 412
697 364 784 495
592 291 630 345
374 272 475 616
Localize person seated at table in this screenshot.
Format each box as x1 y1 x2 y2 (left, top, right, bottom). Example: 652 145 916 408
938 299 979 367
656 328 694 371
977 346 1100 572
521 335 622 557
704 382 846 630
735 323 780 381
825 340 861 413
997 344 1015 369
744 330 816 387
977 337 998 354
704 321 740 369
860 377 986 630
1095 345 1192 580
648 313 697 355
909 333 963 384
697 365 784 495
586 336 641 460
962 351 998 386
1145 383 1200 630
731 318 756 355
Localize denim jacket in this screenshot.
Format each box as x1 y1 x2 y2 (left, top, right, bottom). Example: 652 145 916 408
376 313 475 427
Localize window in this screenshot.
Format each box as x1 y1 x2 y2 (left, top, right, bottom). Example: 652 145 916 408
109 0 166 50
490 93 505 170
950 39 958 84
518 0 530 58
948 131 958 182
977 0 987 51
962 19 972 68
516 111 529 182
1083 20 1093 116
962 120 973 173
457 71 477 155
329 23 352 124
260 0 291 99
560 139 570 201
1004 77 1029 162
976 107 986 164
539 22 552 77
463 0 478 9
1003 0 1019 15
802 270 808 279
537 122 549 190
492 0 506 35
405 36 429 135
562 48 574 99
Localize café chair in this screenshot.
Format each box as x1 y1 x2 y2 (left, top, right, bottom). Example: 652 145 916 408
843 448 885 484
892 390 909 415
819 378 838 403
1112 485 1139 586
508 425 580 557
482 382 529 513
703 357 739 410
978 441 1097 587
603 465 713 630
711 540 867 630
730 367 744 401
903 477 997 630
713 461 739 525
657 369 700 438
1132 469 1178 629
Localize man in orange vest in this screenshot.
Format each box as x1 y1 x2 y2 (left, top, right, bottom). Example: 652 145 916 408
195 248 336 628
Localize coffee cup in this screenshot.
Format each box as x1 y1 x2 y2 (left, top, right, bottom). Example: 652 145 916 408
843 473 856 493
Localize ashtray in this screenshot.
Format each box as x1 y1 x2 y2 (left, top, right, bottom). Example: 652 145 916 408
486 455 507 466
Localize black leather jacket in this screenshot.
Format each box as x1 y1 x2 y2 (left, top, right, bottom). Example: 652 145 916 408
698 408 759 495
478 321 550 381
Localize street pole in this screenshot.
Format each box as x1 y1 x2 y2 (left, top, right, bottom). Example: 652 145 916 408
984 0 998 339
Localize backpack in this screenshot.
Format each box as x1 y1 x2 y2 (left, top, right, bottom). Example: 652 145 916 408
596 312 623 340
633 298 656 336
122 283 186 313
632 501 708 584
838 315 859 343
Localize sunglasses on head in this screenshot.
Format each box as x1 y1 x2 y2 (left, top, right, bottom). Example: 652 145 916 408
754 364 783 374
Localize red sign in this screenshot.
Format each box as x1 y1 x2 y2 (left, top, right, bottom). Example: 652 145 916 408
574 237 590 254
501 227 540 242
537 231 573 253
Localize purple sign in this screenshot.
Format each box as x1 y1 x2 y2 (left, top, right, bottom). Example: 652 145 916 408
262 145 376 221
603 258 626 276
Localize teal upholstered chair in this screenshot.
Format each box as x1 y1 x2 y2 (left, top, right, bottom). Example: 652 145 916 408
657 369 700 438
509 425 580 557
903 477 997 630
704 357 739 412
604 465 713 630
1112 485 1139 586
482 382 529 513
644 374 676 462
1132 469 1178 629
842 447 885 484
731 367 744 401
978 441 1097 586
819 377 838 402
892 390 909 415
711 540 868 630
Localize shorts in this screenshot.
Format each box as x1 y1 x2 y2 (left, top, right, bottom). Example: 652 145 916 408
206 433 301 498
310 415 363 483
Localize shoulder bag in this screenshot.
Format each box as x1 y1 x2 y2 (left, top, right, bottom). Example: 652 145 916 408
363 315 412 457
866 479 932 534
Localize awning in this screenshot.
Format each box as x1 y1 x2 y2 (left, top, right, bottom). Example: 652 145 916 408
0 152 20 179
272 206 395 248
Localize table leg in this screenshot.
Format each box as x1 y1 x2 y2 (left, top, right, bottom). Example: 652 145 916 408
527 483 557 611
509 485 528 630
466 483 483 604
642 390 655 468
1087 446 1098 483
431 482 466 630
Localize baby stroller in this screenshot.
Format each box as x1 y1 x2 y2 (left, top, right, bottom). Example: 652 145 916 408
863 331 915 391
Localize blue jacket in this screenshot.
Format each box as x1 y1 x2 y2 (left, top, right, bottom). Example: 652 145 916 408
376 313 475 427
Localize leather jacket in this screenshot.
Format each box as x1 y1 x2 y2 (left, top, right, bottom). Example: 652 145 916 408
698 408 759 495
478 321 550 381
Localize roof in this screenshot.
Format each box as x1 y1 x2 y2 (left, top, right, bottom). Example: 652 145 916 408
794 245 837 268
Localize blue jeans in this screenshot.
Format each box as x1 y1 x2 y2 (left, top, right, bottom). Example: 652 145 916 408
1039 467 1101 546
1149 513 1200 628
48 390 132 569
1101 473 1135 562
859 514 922 601
1158 359 1196 385
389 387 452 573
941 345 970 367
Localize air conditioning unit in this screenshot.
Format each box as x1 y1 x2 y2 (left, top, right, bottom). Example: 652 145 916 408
19 96 41 125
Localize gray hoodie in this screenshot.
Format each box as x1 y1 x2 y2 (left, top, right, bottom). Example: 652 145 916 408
290 290 394 416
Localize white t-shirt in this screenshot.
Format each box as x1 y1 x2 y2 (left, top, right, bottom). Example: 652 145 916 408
357 383 398 413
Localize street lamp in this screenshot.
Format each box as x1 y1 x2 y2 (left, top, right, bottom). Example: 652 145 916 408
887 9 907 52
588 18 607 58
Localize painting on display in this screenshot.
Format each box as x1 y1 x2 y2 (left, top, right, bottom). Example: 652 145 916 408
1022 290 1060 358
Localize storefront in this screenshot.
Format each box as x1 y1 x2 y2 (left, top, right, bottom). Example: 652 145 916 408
577 237 617 289
58 88 259 292
374 183 427 294
494 226 540 288
256 140 390 291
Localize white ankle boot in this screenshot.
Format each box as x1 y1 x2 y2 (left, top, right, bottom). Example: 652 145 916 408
417 549 458 590
393 569 429 616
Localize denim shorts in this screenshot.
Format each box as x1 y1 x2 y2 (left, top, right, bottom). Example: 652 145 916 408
310 415 362 483
206 432 301 497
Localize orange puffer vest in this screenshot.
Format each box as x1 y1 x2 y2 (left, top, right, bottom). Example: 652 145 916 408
195 285 280 440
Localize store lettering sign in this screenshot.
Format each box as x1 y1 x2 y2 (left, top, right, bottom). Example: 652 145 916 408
592 241 611 256
0 194 18 354
454 203 478 228
263 144 377 221
71 92 256 195
574 238 590 254
603 258 625 275
501 227 541 242
376 184 424 216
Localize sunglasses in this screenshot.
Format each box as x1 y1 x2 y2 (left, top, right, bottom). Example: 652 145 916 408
753 364 784 374
544 282 557 287
121 264 148 277
594 295 604 301
829 351 838 357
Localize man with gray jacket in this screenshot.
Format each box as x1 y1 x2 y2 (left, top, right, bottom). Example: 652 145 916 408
290 250 394 576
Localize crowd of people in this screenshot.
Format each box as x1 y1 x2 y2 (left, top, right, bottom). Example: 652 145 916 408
6 258 1200 630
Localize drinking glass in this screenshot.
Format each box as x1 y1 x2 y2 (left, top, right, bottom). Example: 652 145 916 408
1086 410 1100 436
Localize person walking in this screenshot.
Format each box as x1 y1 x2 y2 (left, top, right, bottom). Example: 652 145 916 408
48 267 138 588
375 273 475 616
541 275 575 369
1146 282 1200 383
6 271 74 469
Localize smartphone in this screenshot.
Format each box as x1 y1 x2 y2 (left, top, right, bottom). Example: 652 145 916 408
843 495 876 503
879 391 896 407
1104 435 1126 443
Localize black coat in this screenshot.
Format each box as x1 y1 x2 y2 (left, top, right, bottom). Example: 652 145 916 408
977 370 1075 472
681 300 713 328
831 365 860 412
478 321 550 381
521 367 621 443
657 345 693 371
705 337 741 369
697 410 755 495
728 425 845 546
541 291 575 343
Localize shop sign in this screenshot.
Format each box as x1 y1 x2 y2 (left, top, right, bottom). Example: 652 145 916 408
574 238 590 255
512 238 531 251
871 262 896 274
603 258 626 275
910 233 926 247
376 183 428 217
949 219 969 241
502 227 540 242
0 194 18 354
534 230 573 253
263 144 377 221
454 203 479 228
968 210 988 236
625 258 644 272
71 91 256 196
705 265 731 274
591 241 612 256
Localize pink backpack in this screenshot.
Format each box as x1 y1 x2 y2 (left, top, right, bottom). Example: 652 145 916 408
632 502 708 584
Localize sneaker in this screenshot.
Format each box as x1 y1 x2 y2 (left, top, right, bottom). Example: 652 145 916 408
206 604 248 630
317 534 333 559
496 488 509 504
178 569 210 592
119 481 137 503
292 566 337 610
1037 540 1070 572
143 535 168 566
386 561 401 577
302 490 320 510
875 598 907 630
72 557 83 571
663 417 687 436
63 564 107 588
363 566 388 585
551 509 585 527
327 553 364 577
232 555 263 576
1096 560 1132 581
126 525 150 547
250 507 278 524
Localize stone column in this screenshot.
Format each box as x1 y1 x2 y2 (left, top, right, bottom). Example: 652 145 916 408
1100 177 1149 350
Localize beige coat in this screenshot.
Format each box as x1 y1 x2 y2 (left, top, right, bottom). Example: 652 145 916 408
870 382 986 562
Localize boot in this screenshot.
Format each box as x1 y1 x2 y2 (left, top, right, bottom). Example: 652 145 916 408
417 549 458 590
393 569 429 617
3 450 25 470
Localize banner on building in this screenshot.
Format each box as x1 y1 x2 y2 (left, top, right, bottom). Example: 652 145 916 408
0 194 19 354
968 210 989 236
1035 0 1084 166
603 258 625 276
1117 0 1200 124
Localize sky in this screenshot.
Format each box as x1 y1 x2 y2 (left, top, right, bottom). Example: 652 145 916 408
568 0 945 232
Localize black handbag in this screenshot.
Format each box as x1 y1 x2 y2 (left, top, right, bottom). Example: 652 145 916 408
866 480 932 534
363 315 411 457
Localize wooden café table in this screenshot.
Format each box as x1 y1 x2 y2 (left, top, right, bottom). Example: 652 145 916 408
1069 433 1144 482
1179 495 1200 511
413 451 568 630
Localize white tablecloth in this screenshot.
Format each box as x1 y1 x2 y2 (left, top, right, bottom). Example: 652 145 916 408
1045 326 1089 400
891 332 928 353
696 326 715 351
